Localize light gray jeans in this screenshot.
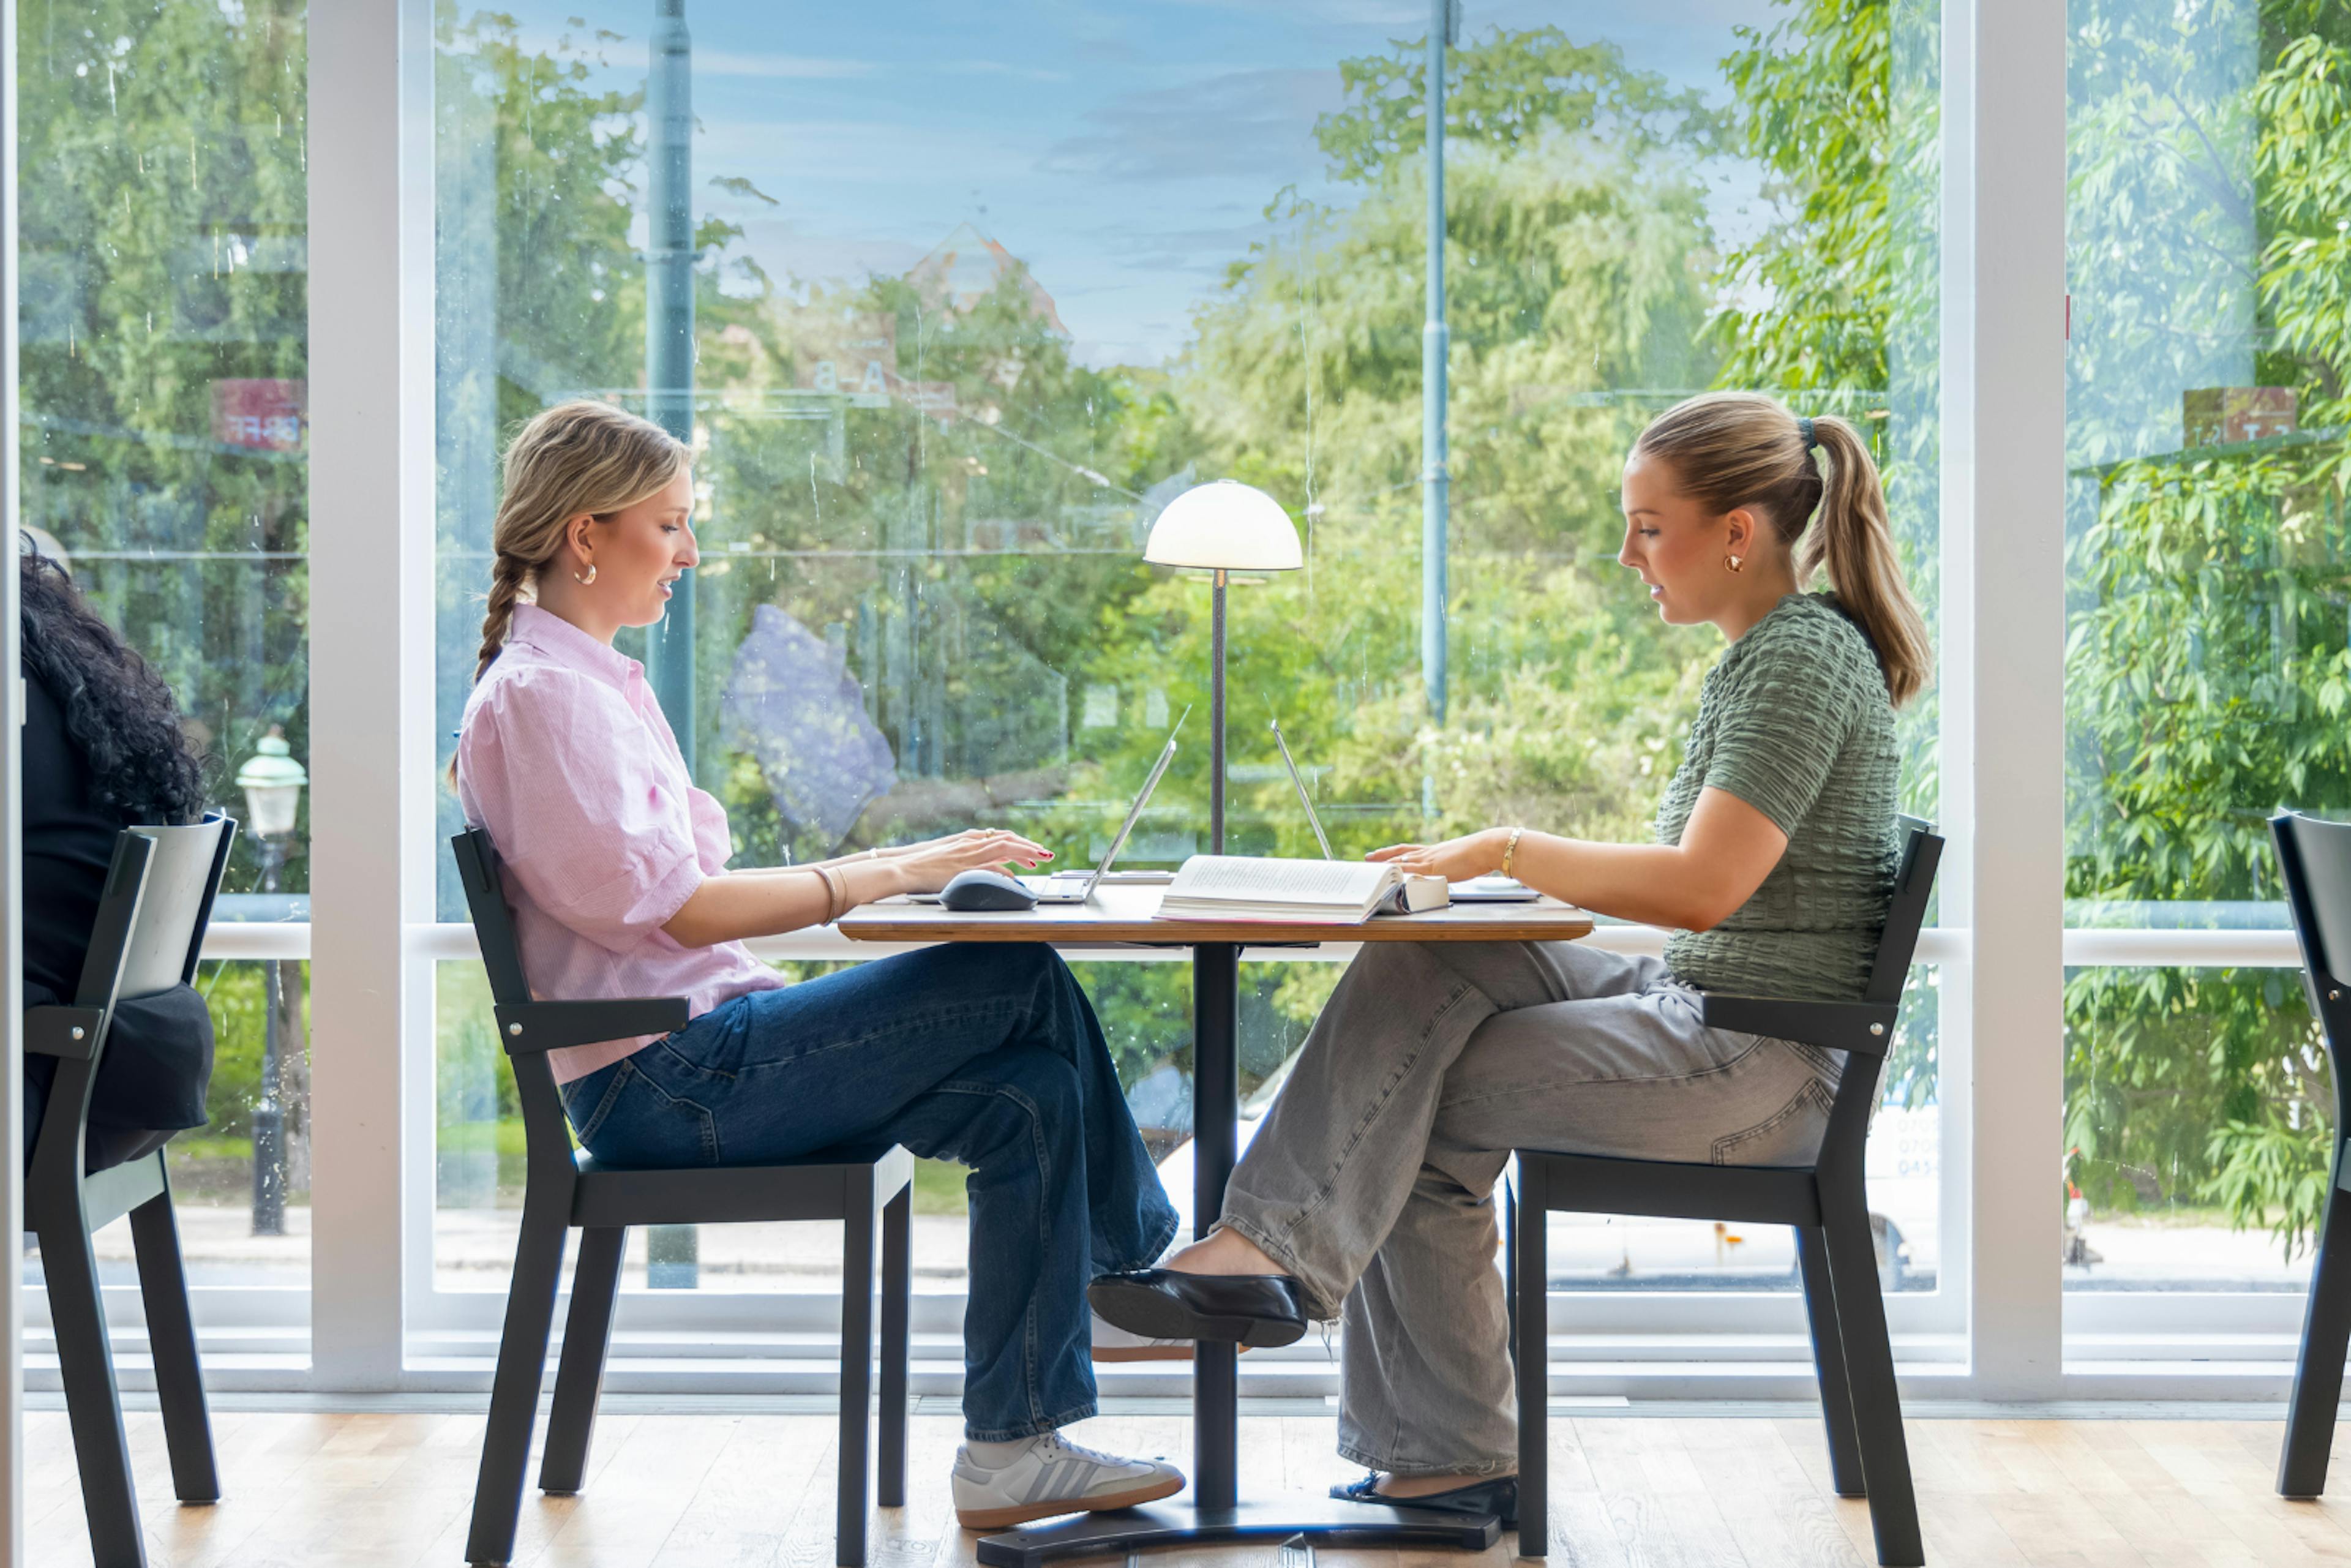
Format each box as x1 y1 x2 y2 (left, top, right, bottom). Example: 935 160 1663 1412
1219 939 1840 1477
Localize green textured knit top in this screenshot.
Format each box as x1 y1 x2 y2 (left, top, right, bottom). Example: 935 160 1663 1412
1653 592 1900 1002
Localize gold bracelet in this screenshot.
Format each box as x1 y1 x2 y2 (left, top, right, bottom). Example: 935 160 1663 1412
1502 825 1524 880
815 865 847 924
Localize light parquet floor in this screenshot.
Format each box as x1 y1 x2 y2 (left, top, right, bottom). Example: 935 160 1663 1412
24 1408 2351 1567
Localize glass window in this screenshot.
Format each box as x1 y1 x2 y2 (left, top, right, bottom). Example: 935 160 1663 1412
18 1 312 1324
2063 966 2319 1296
429 1 1943 1307
2064 2 2350 1296
1465 1 1943 1293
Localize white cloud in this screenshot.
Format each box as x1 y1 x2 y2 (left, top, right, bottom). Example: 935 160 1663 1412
1040 67 1348 182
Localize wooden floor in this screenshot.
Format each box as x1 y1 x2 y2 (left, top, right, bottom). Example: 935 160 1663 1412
26 1407 2351 1567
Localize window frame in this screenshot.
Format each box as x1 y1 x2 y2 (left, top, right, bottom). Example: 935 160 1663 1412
37 0 2314 1408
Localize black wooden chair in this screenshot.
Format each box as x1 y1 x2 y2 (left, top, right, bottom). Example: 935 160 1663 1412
1508 818 1940 1567
453 827 913 1567
2269 810 2351 1498
28 815 238 1568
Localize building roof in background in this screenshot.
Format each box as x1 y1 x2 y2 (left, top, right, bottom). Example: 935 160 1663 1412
905 221 1068 337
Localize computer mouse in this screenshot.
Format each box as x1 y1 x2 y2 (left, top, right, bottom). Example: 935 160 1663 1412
939 868 1040 912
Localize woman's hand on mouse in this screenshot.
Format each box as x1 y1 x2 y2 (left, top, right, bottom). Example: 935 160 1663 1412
893 828 1052 895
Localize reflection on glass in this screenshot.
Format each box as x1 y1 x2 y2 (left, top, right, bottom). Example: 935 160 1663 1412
17 2 313 1300
431 1 1940 1294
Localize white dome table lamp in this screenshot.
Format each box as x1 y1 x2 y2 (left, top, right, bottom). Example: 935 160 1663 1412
1142 479 1304 854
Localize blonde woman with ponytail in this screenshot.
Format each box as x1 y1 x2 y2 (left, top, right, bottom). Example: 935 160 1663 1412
1092 391 1932 1517
456 400 1185 1528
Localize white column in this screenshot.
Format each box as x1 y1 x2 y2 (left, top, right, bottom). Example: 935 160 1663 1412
307 0 424 1390
1 0 25 1549
1964 0 2069 1399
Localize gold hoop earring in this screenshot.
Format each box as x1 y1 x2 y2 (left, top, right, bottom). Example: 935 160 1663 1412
573 563 597 586
1725 554 1745 574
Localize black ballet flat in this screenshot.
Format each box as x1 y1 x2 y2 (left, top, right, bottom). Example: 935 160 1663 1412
1086 1267 1310 1348
1330 1471 1518 1528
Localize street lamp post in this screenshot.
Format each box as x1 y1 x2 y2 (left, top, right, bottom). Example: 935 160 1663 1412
238 726 306 1237
645 0 701 1291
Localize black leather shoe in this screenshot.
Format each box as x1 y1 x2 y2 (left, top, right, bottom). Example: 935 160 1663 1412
1330 1472 1518 1528
1087 1268 1310 1348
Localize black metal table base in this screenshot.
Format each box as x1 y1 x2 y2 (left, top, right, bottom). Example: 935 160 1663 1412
978 945 1499 1566
975 1495 1501 1567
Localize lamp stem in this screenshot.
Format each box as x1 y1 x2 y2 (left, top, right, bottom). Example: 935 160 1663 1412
1210 569 1228 856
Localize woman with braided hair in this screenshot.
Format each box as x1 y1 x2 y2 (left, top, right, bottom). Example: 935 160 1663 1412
454 400 1182 1528
1092 391 1932 1521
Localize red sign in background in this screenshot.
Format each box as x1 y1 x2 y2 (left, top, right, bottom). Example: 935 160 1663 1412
211 378 306 452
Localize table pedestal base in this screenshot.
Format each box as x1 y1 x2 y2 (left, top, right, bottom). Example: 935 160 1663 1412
974 1495 1501 1567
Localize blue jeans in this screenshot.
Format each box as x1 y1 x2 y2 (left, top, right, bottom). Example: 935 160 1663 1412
557 942 1179 1441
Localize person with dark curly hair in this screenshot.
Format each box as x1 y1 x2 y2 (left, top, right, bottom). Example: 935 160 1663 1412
20 543 217 1168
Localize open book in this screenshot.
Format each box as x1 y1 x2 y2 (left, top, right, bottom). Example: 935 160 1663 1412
1157 856 1452 925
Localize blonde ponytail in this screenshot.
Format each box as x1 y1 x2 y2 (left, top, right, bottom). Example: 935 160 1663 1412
1632 391 1932 707
1799 415 1931 707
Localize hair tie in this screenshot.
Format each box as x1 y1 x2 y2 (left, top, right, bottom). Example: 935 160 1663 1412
1798 416 1818 452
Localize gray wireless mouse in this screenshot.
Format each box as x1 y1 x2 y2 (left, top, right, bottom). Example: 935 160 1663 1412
939 868 1040 911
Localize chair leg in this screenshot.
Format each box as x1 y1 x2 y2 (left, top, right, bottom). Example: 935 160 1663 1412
1795 1223 1864 1498
127 1170 220 1504
2282 1177 2351 1496
1513 1158 1548 1559
838 1177 877 1567
465 1207 570 1567
539 1226 627 1495
879 1181 911 1510
39 1204 148 1568
1504 1171 1519 1378
1820 1185 1922 1567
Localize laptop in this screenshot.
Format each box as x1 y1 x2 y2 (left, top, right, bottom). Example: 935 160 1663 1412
1027 707 1187 902
1269 715 1539 902
911 707 1188 906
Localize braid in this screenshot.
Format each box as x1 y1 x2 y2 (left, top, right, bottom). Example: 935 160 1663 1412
473 556 531 683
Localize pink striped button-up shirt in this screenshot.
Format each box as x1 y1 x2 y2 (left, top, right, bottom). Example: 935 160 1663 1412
456 602 787 1083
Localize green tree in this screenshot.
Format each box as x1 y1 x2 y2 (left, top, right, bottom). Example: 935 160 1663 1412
2060 1 2351 1256
18 0 314 1168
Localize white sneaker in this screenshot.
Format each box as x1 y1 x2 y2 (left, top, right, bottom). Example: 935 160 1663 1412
951 1431 1186 1530
1089 1310 1256 1362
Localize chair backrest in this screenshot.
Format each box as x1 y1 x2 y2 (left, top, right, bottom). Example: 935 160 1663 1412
2275 812 2351 993
73 815 238 1013
1861 815 1942 1008
450 827 576 1175
452 827 533 1008
2271 814 2351 1140
1811 816 1942 1180
34 815 236 1186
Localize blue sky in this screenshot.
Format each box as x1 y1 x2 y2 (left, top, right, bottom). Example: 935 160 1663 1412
489 1 1783 367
